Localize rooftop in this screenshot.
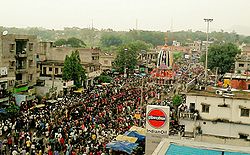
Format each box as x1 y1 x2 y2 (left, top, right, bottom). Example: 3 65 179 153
186 86 250 100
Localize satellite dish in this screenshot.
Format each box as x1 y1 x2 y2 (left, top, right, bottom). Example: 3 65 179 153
2 31 8 36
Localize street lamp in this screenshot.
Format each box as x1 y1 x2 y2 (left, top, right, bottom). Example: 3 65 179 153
204 18 213 88
124 48 128 78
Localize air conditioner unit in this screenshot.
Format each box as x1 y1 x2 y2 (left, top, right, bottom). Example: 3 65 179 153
216 90 223 95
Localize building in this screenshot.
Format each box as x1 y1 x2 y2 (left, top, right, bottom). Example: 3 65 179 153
138 49 158 71
99 52 115 71
0 34 39 105
0 67 9 105
37 43 102 96
179 89 250 141
222 73 250 90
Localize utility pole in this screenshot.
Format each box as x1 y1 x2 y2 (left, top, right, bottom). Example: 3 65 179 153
51 63 55 99
139 78 144 127
124 49 128 78
204 18 213 88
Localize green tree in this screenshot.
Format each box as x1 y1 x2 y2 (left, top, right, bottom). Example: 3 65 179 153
100 34 123 47
201 43 241 74
172 95 182 106
67 37 86 47
173 51 183 62
114 41 150 72
54 39 67 46
62 50 86 87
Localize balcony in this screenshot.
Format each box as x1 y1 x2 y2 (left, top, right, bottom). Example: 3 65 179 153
16 67 27 74
15 80 28 87
179 112 197 120
16 53 27 58
88 70 101 78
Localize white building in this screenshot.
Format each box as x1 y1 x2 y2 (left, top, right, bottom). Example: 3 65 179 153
179 90 250 140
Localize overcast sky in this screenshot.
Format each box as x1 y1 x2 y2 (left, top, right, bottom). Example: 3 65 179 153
1 0 250 35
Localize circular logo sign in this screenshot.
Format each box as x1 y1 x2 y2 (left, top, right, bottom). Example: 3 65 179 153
147 108 167 128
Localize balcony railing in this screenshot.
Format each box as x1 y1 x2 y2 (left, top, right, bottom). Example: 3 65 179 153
16 53 27 58
15 80 28 87
16 67 27 73
180 112 197 120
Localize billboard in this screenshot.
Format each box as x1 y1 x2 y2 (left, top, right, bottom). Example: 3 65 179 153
145 105 170 155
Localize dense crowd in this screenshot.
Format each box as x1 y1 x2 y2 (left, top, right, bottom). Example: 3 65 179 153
0 76 157 155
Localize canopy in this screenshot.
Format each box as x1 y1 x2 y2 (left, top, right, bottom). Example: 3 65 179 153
73 88 84 93
124 131 145 142
106 141 139 154
46 100 58 104
115 135 138 143
129 126 146 136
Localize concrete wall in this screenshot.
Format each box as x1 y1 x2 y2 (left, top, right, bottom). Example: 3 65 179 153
180 119 250 139
99 55 114 70
36 77 65 97
186 95 250 124
0 34 39 88
46 47 100 64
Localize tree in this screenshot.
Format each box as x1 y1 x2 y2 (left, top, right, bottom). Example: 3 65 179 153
172 95 182 106
113 41 150 72
100 34 123 47
62 50 86 87
201 43 241 74
67 37 86 47
173 51 183 62
54 39 67 47
54 37 86 47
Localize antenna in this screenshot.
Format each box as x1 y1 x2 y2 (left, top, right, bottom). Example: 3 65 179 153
2 31 8 36
91 19 94 30
171 18 173 32
136 19 138 30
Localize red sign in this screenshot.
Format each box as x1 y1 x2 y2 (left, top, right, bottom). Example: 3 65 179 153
147 109 166 128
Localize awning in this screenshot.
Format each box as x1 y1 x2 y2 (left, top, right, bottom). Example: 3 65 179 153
124 131 145 142
115 135 138 143
106 141 139 154
73 88 84 93
129 126 146 136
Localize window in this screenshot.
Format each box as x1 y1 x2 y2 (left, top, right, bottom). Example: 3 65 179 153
10 44 15 51
49 67 52 71
55 68 58 74
43 67 47 75
28 74 33 81
29 60 33 67
29 43 34 51
241 109 249 117
239 64 244 67
61 68 63 73
202 105 209 113
104 60 108 64
239 133 248 139
36 54 39 59
9 61 15 69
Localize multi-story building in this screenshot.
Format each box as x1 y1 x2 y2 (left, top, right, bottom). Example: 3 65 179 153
99 52 115 71
179 89 250 141
138 50 158 71
0 34 38 105
0 67 9 105
36 43 102 96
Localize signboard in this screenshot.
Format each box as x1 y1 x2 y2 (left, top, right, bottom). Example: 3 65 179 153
145 105 170 155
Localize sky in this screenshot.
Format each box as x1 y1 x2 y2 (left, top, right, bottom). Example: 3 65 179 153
1 0 250 35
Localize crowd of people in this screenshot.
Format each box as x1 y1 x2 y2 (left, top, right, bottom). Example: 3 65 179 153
0 75 158 155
